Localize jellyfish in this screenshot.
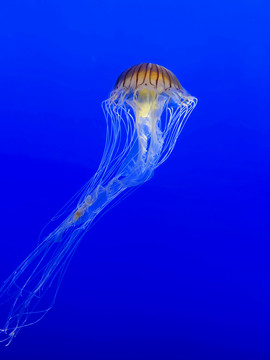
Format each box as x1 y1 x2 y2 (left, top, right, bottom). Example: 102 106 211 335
0 63 197 345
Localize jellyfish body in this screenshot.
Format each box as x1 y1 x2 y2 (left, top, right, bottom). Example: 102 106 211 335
0 63 197 345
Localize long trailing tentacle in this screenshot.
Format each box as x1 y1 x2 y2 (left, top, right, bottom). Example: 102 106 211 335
0 96 138 346
0 84 197 346
0 223 85 345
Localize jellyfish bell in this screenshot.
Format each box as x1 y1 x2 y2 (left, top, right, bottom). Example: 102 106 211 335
112 63 192 116
113 63 184 97
0 63 197 345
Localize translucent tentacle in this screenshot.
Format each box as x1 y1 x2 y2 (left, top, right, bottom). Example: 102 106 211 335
0 85 197 346
0 224 85 345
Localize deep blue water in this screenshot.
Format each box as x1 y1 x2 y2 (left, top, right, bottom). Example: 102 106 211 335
0 0 269 359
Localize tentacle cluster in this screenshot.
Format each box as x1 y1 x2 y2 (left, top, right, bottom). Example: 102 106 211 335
0 64 197 345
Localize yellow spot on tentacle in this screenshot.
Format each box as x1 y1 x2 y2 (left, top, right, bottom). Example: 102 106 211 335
74 210 82 220
73 195 93 223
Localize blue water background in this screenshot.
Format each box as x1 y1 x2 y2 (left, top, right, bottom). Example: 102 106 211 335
0 0 269 359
